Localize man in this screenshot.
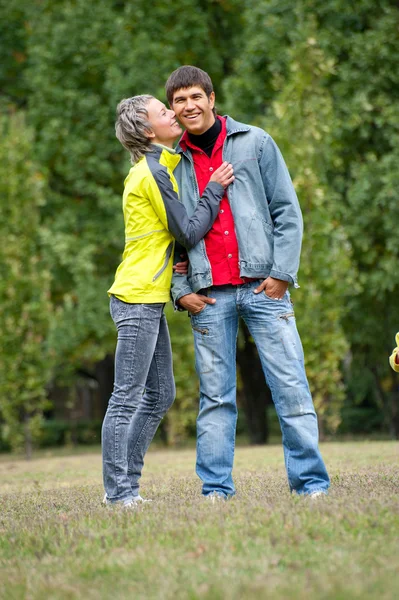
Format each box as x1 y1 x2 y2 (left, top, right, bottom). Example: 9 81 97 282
166 66 330 499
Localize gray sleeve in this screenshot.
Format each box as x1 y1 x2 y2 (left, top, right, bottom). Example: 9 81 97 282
152 168 224 250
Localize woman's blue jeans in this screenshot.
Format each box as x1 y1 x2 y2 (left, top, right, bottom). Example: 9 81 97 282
190 282 330 498
102 296 175 503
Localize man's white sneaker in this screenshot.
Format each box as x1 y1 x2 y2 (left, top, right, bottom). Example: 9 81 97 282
127 495 152 505
205 491 227 504
308 490 327 499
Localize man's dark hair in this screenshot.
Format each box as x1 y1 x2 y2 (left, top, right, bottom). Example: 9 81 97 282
166 66 215 112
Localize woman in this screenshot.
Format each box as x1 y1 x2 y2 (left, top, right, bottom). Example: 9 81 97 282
102 95 234 507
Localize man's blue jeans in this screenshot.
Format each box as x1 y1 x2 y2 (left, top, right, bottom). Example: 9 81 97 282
190 282 330 497
102 296 175 503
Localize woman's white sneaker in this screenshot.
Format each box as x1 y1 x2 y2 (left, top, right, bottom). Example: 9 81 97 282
103 494 152 507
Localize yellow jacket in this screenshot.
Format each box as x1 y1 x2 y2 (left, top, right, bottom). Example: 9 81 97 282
108 144 224 303
389 332 399 372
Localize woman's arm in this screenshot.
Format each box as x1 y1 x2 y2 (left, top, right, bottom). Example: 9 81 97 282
149 161 234 250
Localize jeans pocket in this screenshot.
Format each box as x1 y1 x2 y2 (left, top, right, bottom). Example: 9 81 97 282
110 295 129 323
264 290 289 301
190 304 208 318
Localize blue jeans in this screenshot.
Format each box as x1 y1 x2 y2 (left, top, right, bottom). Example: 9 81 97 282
190 282 330 497
102 297 175 503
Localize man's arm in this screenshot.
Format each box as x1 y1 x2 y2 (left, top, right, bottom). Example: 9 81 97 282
258 134 303 287
171 240 192 309
171 244 216 313
172 241 188 275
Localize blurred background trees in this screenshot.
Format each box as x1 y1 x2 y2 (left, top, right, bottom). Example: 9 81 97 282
0 0 398 453
0 112 53 457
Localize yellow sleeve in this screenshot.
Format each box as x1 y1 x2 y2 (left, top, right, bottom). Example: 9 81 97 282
389 334 399 372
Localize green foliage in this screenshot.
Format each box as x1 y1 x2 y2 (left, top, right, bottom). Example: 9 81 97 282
0 0 398 444
324 2 399 434
0 112 53 452
38 419 103 447
223 0 399 435
13 0 244 382
0 0 30 106
266 23 352 432
224 5 353 431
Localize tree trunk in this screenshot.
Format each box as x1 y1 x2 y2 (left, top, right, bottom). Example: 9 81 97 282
390 372 399 439
24 412 33 460
372 367 399 439
236 321 271 444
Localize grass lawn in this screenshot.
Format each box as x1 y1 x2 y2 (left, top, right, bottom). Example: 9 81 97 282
0 441 398 600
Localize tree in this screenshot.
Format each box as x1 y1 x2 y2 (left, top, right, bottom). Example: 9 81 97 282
266 25 352 433
223 0 399 437
0 112 53 457
1 0 398 444
318 0 399 437
0 0 246 442
223 4 352 433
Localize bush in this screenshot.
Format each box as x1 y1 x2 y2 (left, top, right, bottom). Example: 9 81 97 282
38 419 103 448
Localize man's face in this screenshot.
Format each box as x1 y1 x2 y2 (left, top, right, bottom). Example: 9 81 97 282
146 98 182 147
171 86 215 135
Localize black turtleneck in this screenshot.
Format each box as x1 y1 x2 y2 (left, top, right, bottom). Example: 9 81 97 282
187 117 221 157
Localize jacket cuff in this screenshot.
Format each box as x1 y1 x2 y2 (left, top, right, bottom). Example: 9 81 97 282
172 285 193 311
269 269 298 288
206 181 224 194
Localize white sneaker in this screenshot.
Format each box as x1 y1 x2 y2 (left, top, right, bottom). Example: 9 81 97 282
308 490 327 499
205 491 227 504
127 495 152 505
103 494 152 507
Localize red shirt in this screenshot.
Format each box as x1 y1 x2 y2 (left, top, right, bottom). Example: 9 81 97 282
180 117 246 286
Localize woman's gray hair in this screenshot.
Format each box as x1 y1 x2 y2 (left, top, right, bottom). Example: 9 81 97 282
115 95 154 164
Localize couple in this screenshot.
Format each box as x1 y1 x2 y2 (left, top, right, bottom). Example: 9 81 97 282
102 66 330 507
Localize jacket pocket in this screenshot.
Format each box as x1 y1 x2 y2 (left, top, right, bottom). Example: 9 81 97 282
245 214 274 264
152 241 173 282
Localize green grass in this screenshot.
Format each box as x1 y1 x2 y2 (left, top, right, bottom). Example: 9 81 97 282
0 441 398 600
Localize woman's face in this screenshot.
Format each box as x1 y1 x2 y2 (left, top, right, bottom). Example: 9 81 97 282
146 98 182 147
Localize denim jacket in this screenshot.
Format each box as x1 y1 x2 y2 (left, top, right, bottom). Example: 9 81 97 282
171 116 303 305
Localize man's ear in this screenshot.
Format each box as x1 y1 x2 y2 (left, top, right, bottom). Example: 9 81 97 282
209 91 215 110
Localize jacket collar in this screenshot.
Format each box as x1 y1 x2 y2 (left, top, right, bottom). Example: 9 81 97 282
147 143 181 168
175 115 250 154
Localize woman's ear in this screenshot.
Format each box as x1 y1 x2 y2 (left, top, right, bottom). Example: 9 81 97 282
146 128 155 139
